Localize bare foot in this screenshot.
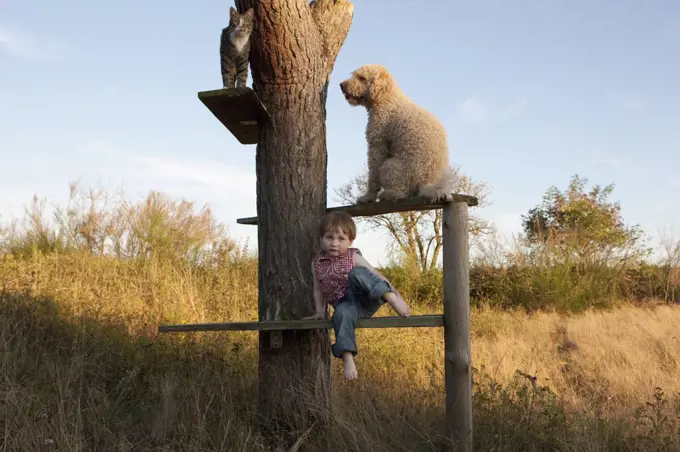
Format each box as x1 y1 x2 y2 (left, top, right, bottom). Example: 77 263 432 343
342 352 358 380
383 291 410 317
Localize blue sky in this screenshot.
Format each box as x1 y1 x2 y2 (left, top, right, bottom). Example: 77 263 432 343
1 0 679 265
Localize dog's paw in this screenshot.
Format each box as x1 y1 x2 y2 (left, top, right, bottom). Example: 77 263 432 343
379 190 408 202
356 193 376 204
433 192 454 203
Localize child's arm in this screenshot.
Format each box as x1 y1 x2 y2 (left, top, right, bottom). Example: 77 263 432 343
303 263 326 320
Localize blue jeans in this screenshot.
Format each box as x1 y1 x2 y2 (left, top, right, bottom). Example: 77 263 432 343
331 266 394 358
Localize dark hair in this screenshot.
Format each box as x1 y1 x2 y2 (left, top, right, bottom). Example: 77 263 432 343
318 211 356 240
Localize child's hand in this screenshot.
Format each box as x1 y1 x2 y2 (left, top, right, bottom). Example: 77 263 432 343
302 312 325 320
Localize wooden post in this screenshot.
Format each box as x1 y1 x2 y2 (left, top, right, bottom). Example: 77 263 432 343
442 200 472 451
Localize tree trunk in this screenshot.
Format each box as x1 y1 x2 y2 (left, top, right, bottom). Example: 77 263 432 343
234 0 353 447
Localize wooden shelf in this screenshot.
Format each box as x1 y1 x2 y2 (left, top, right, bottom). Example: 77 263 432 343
236 194 478 225
158 314 443 333
198 87 271 145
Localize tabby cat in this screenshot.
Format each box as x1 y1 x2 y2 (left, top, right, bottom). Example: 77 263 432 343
220 7 254 89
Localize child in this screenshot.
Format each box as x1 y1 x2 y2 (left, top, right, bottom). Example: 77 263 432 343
302 211 410 380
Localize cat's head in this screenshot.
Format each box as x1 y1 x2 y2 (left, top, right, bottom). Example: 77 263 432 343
229 7 254 34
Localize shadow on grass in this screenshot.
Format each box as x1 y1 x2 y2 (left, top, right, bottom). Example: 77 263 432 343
0 290 262 451
1 290 679 452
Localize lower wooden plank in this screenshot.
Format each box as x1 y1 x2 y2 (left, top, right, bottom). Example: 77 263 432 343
158 314 443 333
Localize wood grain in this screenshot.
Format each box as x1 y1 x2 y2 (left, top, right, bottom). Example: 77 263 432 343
237 194 479 225
443 201 473 452
158 314 444 333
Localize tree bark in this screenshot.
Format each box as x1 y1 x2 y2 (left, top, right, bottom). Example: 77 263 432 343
233 0 353 447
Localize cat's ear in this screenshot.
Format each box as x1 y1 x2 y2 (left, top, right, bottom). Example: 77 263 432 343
230 6 237 16
245 8 254 19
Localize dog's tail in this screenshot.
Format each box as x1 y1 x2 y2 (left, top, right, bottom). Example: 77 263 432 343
418 167 457 201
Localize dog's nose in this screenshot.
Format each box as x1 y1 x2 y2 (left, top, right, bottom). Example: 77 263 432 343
340 81 347 90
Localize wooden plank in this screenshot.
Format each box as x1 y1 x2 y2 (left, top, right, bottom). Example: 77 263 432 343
443 201 472 452
198 87 271 145
236 194 479 225
158 314 443 333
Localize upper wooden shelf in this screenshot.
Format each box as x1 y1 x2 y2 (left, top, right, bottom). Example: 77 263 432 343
158 314 443 333
198 87 271 145
236 194 478 225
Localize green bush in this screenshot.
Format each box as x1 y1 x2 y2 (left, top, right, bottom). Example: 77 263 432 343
383 261 678 313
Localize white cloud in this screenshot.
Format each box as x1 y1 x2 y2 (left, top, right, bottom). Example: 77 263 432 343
458 95 527 125
0 28 33 58
0 26 65 60
129 154 256 194
458 96 487 124
1 138 260 249
82 140 256 195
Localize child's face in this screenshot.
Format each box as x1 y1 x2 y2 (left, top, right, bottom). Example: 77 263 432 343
321 228 353 256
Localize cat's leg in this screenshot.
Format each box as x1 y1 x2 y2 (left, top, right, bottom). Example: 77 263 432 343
223 66 237 89
235 56 249 88
222 71 234 89
236 68 248 88
220 37 233 88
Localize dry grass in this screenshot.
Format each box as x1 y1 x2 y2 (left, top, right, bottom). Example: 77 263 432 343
1 251 679 451
366 305 680 416
1 186 679 451
470 305 680 414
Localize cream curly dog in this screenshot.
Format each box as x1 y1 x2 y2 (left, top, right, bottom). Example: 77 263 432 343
339 64 455 203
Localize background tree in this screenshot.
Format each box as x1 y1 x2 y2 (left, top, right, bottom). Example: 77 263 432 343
233 0 353 447
335 165 493 272
521 174 650 266
1 182 235 266
658 227 680 302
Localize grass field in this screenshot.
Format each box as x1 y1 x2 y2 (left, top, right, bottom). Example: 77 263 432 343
1 249 679 451
1 187 679 450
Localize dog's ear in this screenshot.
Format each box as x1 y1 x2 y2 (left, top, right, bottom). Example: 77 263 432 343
369 67 393 101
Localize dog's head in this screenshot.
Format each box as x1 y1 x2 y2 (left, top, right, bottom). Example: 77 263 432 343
339 64 395 107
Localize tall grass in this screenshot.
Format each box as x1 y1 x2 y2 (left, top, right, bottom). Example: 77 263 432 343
384 228 680 312
1 184 680 451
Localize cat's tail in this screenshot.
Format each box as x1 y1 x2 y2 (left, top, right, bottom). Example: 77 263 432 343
418 167 457 201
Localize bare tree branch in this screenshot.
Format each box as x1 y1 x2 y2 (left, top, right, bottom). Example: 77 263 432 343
234 0 352 85
310 0 354 75
334 164 493 271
